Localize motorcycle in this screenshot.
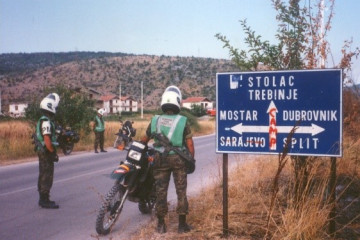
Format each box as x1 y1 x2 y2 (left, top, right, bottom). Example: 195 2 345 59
95 141 156 235
113 120 136 150
55 126 80 155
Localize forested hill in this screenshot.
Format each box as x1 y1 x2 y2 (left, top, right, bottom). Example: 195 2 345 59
0 52 238 109
0 52 131 74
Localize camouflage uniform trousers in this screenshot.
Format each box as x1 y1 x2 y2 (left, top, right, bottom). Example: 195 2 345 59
37 151 54 195
153 153 189 218
94 131 105 150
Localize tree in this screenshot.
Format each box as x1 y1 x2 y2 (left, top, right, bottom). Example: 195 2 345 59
25 85 95 133
190 104 207 117
216 0 359 78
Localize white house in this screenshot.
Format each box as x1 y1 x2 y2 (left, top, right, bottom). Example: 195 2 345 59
101 95 138 114
120 96 138 112
9 102 28 118
181 97 214 110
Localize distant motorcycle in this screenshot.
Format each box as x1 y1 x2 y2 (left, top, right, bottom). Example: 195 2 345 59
113 120 136 150
56 126 80 155
95 141 156 235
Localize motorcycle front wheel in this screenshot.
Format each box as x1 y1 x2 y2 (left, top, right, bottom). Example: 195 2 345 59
95 184 128 235
62 143 74 155
113 135 125 150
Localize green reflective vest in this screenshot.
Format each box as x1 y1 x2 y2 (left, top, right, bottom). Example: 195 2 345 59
94 115 105 132
36 116 57 148
150 114 187 153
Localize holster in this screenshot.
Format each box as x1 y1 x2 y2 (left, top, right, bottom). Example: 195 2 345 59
152 133 195 174
47 151 59 162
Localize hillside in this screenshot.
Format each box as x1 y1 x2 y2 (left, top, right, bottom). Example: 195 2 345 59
0 52 239 109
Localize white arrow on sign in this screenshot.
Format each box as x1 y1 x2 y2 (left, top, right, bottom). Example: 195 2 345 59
225 123 325 136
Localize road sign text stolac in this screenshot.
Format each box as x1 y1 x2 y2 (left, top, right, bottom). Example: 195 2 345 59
216 69 342 157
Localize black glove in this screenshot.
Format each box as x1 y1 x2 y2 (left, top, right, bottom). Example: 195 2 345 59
49 151 59 162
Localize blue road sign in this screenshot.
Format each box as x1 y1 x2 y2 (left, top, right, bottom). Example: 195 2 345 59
216 69 342 157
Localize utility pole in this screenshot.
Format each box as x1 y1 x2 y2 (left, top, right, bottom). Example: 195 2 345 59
119 82 122 116
141 81 143 119
0 89 2 115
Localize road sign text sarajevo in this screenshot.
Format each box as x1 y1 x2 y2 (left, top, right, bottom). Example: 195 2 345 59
216 69 342 156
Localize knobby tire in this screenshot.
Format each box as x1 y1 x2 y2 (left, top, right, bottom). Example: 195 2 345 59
62 143 74 155
95 184 127 235
138 184 156 214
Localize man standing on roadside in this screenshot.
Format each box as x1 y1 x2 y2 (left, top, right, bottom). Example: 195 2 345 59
35 93 60 209
93 108 107 153
141 86 195 234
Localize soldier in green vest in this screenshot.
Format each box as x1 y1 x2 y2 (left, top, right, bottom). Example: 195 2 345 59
36 93 60 209
93 108 107 153
141 86 195 234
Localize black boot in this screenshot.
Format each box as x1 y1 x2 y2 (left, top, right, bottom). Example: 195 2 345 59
178 215 192 233
38 193 59 209
156 216 167 234
46 194 58 206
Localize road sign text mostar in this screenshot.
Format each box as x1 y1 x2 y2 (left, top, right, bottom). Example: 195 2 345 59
216 69 342 157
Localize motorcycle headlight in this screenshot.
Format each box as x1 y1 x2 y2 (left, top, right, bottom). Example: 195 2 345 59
127 150 142 161
126 141 146 163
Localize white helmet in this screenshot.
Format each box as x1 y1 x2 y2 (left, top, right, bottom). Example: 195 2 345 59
40 97 57 114
98 108 106 116
161 85 182 114
46 93 60 107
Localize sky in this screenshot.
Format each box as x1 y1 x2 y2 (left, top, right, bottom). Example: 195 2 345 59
1 0 359 82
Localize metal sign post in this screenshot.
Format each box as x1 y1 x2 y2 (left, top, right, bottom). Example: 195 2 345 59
223 153 229 237
216 69 343 237
329 157 337 237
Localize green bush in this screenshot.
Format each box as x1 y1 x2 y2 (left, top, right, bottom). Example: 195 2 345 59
25 85 95 133
180 108 200 132
190 104 207 117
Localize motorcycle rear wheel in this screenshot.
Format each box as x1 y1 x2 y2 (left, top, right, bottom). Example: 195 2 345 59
62 143 74 155
138 184 156 214
95 184 127 235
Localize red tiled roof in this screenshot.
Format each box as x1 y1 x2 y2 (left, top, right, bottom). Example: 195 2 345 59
182 97 211 103
100 95 136 102
120 96 136 101
100 95 117 101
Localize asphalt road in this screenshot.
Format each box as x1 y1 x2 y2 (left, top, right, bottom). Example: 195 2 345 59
0 134 245 240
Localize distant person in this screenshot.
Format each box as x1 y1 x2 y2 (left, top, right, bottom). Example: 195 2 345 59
122 120 136 139
141 85 195 234
93 108 107 153
35 93 60 209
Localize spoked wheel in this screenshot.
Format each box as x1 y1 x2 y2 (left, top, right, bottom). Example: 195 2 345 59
138 198 155 214
114 136 126 150
95 185 128 235
62 143 74 155
138 184 156 214
113 135 121 148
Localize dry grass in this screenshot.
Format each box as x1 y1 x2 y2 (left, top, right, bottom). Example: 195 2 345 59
3 118 360 239
193 118 216 136
0 121 35 161
131 134 360 240
0 118 215 164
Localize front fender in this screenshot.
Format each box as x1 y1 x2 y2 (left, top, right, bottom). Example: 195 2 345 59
110 163 134 180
